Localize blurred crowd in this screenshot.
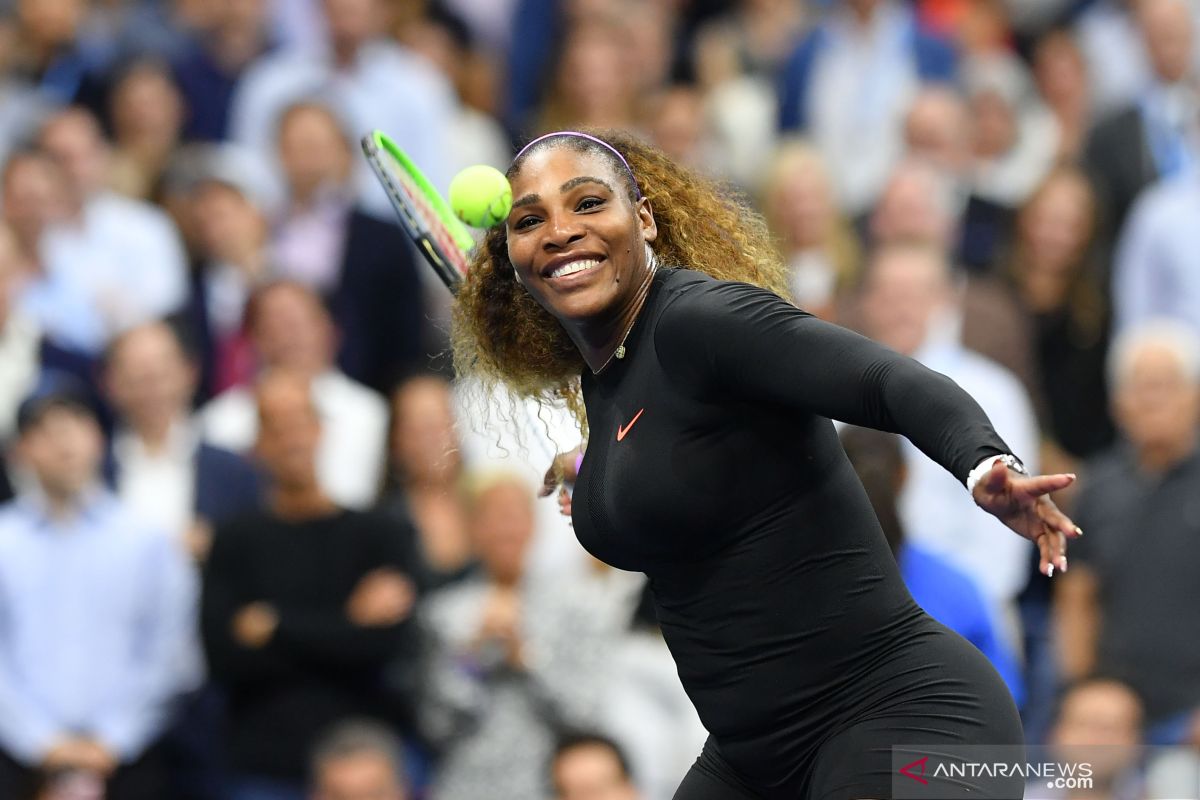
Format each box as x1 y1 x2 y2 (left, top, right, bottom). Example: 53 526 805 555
1 0 1200 798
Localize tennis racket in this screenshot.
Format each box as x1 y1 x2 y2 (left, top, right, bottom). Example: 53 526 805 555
361 130 572 470
360 130 475 293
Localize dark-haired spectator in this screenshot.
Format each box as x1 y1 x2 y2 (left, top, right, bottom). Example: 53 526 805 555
1085 0 1199 239
1047 678 1144 799
104 321 261 561
7 0 111 113
0 375 198 800
778 0 957 215
421 472 611 800
184 143 278 396
228 0 456 210
201 281 388 509
270 101 426 391
310 720 411 800
381 374 474 591
108 61 186 203
551 733 640 800
1007 168 1116 463
172 0 276 142
1058 321 1200 744
839 425 1024 703
202 369 420 800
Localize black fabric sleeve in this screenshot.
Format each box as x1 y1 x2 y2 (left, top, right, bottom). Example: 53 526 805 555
655 280 1011 483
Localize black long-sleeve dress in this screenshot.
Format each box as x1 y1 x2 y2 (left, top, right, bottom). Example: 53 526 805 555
573 269 1024 800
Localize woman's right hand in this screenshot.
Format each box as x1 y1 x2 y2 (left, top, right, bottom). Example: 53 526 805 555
539 445 583 498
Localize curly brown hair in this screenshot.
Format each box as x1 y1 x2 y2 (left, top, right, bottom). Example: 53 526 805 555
450 128 789 434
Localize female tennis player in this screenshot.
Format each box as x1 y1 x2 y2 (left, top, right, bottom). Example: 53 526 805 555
450 130 1080 799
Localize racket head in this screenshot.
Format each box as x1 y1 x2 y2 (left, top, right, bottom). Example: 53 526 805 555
361 131 477 292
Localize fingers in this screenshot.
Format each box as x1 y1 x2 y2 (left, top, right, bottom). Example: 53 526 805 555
1036 496 1084 539
1037 528 1068 577
1016 472 1076 496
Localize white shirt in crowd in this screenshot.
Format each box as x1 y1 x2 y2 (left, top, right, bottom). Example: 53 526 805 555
899 330 1040 611
0 312 40 441
228 39 457 215
112 421 198 537
200 370 387 510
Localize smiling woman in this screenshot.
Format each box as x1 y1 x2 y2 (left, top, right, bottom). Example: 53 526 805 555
450 130 1080 800
451 128 788 428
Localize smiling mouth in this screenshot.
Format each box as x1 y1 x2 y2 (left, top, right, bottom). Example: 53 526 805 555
547 257 603 280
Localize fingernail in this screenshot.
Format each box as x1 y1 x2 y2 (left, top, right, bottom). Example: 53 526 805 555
1061 558 1068 573
1068 473 1076 479
1075 526 1083 536
1047 564 1055 578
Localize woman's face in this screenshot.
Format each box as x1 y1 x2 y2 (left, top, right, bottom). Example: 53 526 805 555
1021 176 1091 275
506 146 656 322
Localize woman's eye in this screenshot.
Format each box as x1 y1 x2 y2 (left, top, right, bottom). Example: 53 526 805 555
577 197 604 212
514 215 540 230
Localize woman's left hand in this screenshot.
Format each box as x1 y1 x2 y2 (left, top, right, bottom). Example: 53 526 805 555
971 459 1082 577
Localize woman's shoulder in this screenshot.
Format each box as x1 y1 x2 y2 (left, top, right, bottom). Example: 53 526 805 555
654 267 797 329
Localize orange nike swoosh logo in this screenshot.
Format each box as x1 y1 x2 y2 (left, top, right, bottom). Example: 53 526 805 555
616 408 644 441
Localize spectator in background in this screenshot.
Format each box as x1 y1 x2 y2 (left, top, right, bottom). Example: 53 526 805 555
271 101 426 392
0 375 198 800
759 140 860 319
202 369 420 800
857 241 1039 634
645 84 718 177
1006 168 1115 465
398 6 512 174
201 281 389 510
1086 0 1199 239
1074 0 1151 119
381 374 474 591
600 584 707 800
778 0 957 215
1031 29 1092 165
1046 678 1144 800
37 108 189 347
229 0 457 207
962 53 1060 211
184 144 279 395
107 60 187 203
869 158 1037 388
103 321 261 562
1057 321 1200 744
173 0 276 142
421 472 611 800
310 720 411 800
0 223 42 442
7 0 110 112
550 733 640 800
839 425 1024 704
1111 166 1200 338
538 14 642 134
1 149 111 363
0 16 52 167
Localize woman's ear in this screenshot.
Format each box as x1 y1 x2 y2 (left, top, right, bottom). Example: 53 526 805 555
638 197 658 244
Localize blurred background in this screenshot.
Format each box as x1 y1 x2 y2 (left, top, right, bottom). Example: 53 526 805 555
0 0 1199 798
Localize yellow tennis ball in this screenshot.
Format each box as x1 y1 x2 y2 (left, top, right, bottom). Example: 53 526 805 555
449 165 513 229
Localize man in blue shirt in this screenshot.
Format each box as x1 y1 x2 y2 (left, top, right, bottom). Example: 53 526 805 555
0 374 198 800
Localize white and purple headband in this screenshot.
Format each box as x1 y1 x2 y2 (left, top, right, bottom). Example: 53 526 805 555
513 131 642 199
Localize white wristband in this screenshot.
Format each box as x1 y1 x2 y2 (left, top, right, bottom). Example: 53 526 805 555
966 454 1027 494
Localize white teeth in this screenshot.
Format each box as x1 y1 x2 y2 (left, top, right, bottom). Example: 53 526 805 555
550 259 600 279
